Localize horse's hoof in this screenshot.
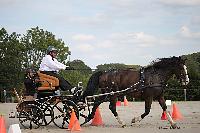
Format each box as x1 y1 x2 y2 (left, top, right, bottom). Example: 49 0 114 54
122 124 126 128
131 118 136 124
131 119 135 123
170 123 178 129
80 118 90 126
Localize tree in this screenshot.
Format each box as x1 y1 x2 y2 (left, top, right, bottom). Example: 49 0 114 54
0 28 23 89
68 60 92 75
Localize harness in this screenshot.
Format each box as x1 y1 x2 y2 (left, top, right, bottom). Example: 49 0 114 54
140 67 145 88
141 66 166 87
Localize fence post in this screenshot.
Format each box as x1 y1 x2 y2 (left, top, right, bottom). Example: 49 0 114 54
184 89 187 101
3 90 6 103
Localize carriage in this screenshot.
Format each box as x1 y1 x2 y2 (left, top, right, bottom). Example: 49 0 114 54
11 56 189 129
12 71 84 129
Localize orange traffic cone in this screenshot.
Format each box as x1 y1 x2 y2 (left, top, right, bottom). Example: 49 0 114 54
123 96 128 106
91 107 103 126
161 111 167 120
71 119 81 131
0 115 6 133
116 101 121 106
68 110 81 131
171 102 183 120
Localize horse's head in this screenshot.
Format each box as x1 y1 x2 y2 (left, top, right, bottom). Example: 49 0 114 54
152 56 189 85
172 56 189 85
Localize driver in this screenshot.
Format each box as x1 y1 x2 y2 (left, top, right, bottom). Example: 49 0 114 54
39 45 73 93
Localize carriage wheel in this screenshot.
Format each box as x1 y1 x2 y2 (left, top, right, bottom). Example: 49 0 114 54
39 102 54 126
52 100 79 129
18 104 44 129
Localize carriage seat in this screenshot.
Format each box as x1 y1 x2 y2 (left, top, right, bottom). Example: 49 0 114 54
36 71 59 91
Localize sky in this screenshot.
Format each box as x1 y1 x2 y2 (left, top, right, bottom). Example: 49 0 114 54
1 0 200 68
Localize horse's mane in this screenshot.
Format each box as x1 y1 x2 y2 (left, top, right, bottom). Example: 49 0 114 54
146 56 184 69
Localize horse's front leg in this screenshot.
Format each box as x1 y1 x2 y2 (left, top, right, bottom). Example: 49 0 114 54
131 97 152 125
109 97 126 128
158 97 178 129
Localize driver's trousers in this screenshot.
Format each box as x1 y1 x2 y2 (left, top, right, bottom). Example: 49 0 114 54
40 71 73 91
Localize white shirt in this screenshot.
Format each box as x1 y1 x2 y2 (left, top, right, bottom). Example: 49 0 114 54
39 55 66 72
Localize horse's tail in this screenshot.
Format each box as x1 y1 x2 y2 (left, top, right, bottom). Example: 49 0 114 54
82 71 103 99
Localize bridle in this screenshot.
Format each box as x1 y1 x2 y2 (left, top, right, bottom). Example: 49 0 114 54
180 65 189 85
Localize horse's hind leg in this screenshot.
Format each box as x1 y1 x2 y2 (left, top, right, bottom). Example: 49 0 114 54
131 96 153 125
158 97 178 129
109 97 126 127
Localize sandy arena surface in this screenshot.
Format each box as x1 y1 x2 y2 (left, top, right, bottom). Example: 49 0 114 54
0 101 200 133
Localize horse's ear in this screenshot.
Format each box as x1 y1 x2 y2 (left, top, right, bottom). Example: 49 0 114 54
178 56 183 62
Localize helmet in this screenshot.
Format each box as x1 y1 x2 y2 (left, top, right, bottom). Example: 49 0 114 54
47 46 57 53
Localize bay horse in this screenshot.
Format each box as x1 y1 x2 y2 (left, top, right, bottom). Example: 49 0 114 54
81 56 189 128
